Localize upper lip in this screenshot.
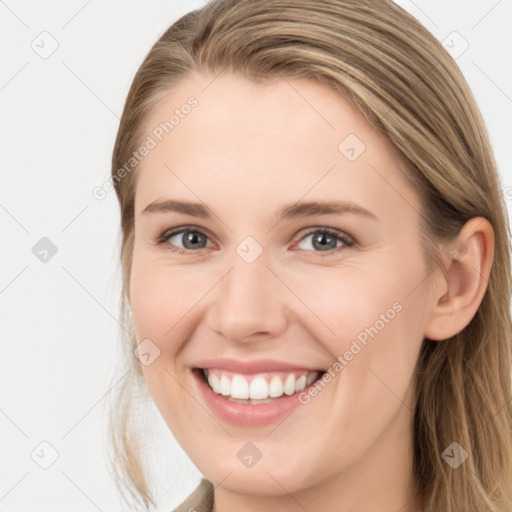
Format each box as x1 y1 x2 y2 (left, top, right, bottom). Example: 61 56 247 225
194 358 324 374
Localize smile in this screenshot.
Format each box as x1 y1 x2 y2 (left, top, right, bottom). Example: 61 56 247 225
201 368 320 403
192 359 326 427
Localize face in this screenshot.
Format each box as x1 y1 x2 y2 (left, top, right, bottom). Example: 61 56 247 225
129 71 434 498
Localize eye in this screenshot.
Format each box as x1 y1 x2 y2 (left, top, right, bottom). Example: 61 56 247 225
293 228 355 255
154 226 355 256
154 227 214 254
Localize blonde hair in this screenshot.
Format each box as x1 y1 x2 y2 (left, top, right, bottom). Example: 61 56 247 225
107 0 512 510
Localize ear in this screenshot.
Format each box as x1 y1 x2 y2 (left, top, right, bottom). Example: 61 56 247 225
424 217 495 341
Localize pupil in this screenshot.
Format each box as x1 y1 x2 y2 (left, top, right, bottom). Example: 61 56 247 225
184 231 206 249
314 232 336 251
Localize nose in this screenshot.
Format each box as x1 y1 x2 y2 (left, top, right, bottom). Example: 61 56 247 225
205 252 289 344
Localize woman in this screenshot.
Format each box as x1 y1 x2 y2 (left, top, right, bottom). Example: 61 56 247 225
107 0 512 510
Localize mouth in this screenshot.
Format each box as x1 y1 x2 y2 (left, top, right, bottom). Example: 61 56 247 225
191 358 329 426
194 367 325 405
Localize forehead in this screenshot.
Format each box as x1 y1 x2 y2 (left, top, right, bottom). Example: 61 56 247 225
134 71 420 224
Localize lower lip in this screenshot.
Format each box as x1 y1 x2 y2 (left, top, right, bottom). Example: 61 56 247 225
192 369 312 428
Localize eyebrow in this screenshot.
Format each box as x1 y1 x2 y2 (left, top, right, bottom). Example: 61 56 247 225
142 199 377 221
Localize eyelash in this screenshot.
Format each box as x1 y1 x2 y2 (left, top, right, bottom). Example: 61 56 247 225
154 225 356 257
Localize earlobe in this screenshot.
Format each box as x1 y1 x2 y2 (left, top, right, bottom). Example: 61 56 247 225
424 217 495 341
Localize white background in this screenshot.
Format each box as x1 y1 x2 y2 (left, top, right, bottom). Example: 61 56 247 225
1 1 511 510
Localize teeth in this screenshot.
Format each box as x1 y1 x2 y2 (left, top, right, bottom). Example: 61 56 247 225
283 374 295 395
208 372 221 393
203 369 320 400
249 377 268 399
220 375 230 396
296 374 307 392
231 375 249 399
268 375 283 398
306 373 317 386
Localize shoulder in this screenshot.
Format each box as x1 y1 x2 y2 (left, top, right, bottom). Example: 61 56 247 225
173 478 214 512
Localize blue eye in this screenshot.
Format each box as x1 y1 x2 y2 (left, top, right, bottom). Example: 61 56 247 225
295 228 354 254
155 228 213 254
155 226 355 256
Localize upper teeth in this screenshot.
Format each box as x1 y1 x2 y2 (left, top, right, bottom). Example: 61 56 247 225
204 369 319 399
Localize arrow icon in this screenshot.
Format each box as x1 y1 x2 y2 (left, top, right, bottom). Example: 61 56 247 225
237 441 263 467
441 441 468 468
30 441 59 469
38 249 48 260
134 339 161 365
338 134 365 161
444 449 454 459
236 236 263 263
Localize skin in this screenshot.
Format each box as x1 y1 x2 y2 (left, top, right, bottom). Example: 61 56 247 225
128 71 494 512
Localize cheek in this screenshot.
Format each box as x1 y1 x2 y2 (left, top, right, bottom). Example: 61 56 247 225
129 261 203 347
129 262 200 430
279 264 407 351
282 261 426 400
128 264 197 409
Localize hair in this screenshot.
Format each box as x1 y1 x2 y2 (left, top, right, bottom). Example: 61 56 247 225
107 0 512 510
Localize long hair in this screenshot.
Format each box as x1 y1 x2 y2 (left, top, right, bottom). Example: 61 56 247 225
107 1 512 510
